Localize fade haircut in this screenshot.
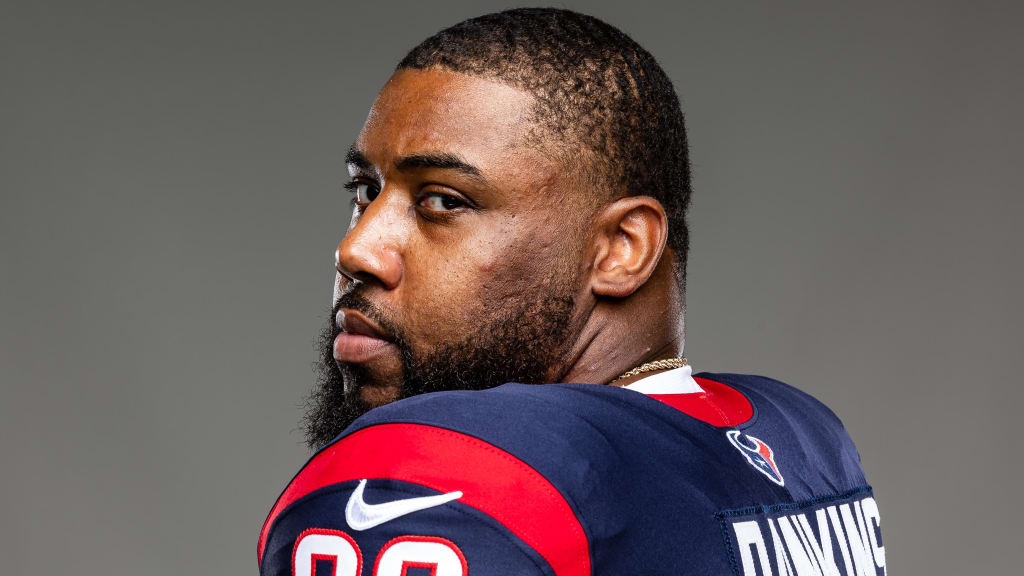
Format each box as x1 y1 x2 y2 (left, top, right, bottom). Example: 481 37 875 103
398 7 693 290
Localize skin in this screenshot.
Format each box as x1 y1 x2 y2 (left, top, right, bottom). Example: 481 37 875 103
334 67 685 408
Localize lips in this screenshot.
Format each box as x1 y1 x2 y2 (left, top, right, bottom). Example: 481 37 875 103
333 308 396 364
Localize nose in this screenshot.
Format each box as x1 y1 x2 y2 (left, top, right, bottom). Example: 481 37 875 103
335 194 404 290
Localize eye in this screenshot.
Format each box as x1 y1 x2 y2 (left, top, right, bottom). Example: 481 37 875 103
344 181 380 205
417 193 465 212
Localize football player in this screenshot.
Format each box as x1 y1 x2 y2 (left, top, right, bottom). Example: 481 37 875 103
261 8 885 576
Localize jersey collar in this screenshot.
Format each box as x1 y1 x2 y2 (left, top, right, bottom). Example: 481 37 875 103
622 364 704 395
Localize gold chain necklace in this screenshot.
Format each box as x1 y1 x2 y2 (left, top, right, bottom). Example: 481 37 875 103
612 357 688 383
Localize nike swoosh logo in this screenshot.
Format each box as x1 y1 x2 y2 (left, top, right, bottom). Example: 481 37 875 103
345 479 463 531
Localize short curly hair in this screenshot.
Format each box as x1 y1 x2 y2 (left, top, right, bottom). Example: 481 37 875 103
398 7 693 290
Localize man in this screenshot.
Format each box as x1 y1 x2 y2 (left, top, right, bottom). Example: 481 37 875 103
260 8 885 576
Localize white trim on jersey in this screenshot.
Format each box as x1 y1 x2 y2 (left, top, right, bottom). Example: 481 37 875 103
623 364 704 395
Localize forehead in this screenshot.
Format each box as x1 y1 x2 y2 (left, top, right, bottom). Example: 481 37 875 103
356 68 538 167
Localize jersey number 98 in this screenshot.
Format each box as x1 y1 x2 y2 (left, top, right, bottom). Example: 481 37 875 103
292 529 468 576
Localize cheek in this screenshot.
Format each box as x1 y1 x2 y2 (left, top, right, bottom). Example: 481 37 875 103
477 223 579 303
396 216 581 345
396 241 491 343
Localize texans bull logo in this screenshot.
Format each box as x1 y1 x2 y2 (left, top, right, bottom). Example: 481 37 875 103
726 430 785 486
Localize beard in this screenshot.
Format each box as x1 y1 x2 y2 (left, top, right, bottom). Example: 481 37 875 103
302 285 577 450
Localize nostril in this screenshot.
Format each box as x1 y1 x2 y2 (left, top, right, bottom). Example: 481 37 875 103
336 257 382 286
336 262 357 282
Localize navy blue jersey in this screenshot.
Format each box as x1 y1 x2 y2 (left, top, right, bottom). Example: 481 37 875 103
258 371 885 576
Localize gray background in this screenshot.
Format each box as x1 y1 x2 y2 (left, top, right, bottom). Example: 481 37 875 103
2 0 1020 574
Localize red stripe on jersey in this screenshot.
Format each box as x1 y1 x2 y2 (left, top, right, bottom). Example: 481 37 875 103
648 377 753 427
258 423 589 576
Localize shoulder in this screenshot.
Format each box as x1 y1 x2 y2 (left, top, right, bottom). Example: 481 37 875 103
257 383 731 575
258 384 614 576
698 372 868 496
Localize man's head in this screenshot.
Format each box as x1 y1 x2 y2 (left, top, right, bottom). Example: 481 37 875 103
304 8 692 448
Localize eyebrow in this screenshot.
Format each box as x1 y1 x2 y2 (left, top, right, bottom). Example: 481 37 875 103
345 147 372 170
395 153 482 179
346 147 486 183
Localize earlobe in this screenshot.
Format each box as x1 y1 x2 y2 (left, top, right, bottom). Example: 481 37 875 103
589 196 668 298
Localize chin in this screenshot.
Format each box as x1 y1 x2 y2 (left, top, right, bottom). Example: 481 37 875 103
357 384 403 409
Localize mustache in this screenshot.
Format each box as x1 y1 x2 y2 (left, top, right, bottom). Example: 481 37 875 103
333 290 405 345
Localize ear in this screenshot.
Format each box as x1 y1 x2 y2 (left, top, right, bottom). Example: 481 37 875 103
589 196 668 298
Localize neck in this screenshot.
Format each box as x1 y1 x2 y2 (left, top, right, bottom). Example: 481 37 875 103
557 257 685 385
